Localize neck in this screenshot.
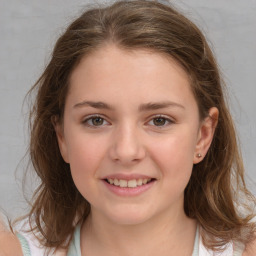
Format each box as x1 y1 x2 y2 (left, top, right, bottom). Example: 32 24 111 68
80 206 197 256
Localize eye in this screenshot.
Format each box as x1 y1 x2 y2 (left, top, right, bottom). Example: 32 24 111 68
83 115 110 127
148 115 174 127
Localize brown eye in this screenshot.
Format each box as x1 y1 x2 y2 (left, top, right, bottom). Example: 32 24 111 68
148 115 174 128
83 115 109 127
153 117 167 126
91 117 104 126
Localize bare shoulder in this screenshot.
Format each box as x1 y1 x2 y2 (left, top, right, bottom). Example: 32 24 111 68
243 236 256 256
0 221 23 256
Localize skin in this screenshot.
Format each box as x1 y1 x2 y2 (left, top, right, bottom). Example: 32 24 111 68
244 239 256 256
0 219 22 256
55 44 219 256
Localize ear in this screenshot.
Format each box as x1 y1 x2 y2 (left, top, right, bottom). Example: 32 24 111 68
193 107 219 164
52 116 70 163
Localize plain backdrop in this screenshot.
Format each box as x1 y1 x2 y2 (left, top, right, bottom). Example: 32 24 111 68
0 0 256 219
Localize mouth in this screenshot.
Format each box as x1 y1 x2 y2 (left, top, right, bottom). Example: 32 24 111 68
104 178 156 188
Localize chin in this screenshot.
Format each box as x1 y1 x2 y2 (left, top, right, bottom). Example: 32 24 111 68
104 206 153 226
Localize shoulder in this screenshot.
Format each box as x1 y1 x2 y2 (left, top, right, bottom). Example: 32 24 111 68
243 235 256 256
16 221 69 256
16 231 68 256
0 221 23 256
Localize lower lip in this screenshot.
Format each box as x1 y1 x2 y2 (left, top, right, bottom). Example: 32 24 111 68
103 180 155 197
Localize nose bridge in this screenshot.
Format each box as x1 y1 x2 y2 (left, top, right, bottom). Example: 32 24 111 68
109 120 145 164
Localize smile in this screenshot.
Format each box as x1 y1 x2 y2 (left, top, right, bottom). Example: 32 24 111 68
103 177 156 196
106 178 153 188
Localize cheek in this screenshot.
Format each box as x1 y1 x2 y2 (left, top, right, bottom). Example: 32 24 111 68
149 131 196 179
144 130 197 208
66 135 107 191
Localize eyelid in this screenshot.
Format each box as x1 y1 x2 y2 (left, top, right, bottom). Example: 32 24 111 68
81 114 175 128
82 114 111 127
147 114 175 127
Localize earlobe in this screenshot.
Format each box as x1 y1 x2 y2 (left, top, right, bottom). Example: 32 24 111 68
193 107 219 164
51 116 70 163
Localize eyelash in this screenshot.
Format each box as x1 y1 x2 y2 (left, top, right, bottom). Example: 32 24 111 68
147 115 174 128
82 114 174 128
82 115 110 128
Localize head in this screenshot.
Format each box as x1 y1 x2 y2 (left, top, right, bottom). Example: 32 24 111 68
28 0 255 250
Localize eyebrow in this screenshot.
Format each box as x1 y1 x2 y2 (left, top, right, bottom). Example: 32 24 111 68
138 101 185 111
73 100 184 111
73 101 114 110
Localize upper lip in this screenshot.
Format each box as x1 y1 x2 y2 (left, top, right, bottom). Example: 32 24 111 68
102 174 155 180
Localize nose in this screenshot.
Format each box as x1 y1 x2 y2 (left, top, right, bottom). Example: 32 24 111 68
109 123 146 165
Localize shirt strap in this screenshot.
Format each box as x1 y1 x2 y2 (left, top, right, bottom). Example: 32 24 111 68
16 233 31 256
66 224 82 256
233 241 245 256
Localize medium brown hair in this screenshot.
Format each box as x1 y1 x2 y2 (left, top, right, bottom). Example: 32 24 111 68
25 0 255 251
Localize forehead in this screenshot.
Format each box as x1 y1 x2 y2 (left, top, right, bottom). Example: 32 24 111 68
67 45 197 111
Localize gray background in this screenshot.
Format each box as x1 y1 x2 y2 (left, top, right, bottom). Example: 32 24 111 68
0 0 255 220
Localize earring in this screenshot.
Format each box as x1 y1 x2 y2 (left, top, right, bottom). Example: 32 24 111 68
196 153 202 158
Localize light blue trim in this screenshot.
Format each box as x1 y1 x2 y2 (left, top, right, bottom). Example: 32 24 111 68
192 225 199 256
16 233 31 256
67 224 82 256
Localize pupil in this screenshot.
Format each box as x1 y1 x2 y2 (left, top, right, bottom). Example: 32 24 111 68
154 118 166 126
92 117 103 126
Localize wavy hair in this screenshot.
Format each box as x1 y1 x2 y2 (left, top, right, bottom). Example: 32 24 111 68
24 0 255 251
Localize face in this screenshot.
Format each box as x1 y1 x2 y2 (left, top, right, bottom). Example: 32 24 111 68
55 45 217 225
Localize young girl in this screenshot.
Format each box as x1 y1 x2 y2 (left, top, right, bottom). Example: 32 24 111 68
6 0 256 255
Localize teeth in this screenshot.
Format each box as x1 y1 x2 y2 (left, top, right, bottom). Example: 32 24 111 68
107 178 152 188
119 180 128 188
128 179 137 188
137 179 143 186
